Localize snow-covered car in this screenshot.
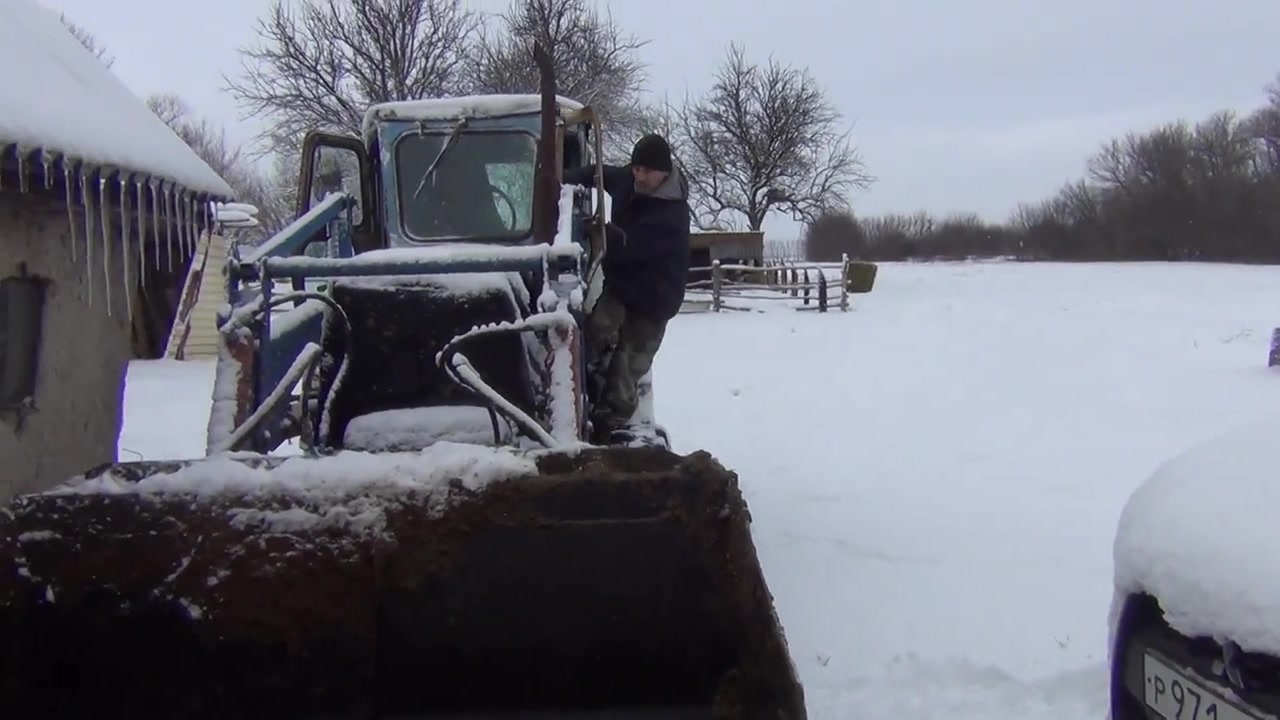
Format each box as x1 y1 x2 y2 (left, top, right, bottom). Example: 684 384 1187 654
1109 417 1280 720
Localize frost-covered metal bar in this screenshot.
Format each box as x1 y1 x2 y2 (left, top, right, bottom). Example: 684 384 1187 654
210 342 323 454
240 192 356 265
260 298 329 442
255 244 582 282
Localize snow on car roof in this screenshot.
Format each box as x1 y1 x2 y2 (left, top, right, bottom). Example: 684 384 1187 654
0 0 233 198
363 94 585 134
1113 414 1280 654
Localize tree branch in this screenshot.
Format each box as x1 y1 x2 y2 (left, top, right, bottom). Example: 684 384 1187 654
223 0 481 157
669 44 873 231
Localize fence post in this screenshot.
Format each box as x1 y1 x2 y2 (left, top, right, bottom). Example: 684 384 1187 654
802 268 811 306
711 260 723 312
789 268 798 297
818 269 828 312
840 252 850 312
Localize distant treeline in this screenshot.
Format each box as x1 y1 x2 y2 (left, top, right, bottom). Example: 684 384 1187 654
800 75 1280 264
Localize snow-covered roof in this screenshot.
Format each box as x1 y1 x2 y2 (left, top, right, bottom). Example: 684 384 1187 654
1112 414 1280 654
0 0 234 198
364 94 586 135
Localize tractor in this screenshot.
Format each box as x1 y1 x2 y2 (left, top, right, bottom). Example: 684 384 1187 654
0 47 806 718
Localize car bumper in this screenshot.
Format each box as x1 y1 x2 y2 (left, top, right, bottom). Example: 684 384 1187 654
1111 592 1280 720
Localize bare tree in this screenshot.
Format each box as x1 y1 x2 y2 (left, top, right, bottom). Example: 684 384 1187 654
148 94 244 177
59 13 115 69
1188 110 1255 183
264 149 304 223
225 0 482 156
467 0 649 160
147 93 289 239
860 211 933 245
1244 74 1280 176
672 44 872 231
803 210 865 261
1087 123 1195 193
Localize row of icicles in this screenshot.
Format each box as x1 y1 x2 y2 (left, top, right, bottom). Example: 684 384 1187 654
0 148 215 323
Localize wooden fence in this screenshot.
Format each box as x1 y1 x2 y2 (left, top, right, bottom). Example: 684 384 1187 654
684 253 872 313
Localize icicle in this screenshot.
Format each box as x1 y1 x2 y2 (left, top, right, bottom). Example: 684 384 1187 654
181 191 190 257
135 177 147 287
176 191 187 257
164 185 175 271
149 180 162 271
16 146 28 194
190 196 200 252
81 167 94 308
178 191 187 257
42 152 52 190
119 174 133 322
185 194 195 254
98 173 113 316
188 195 199 251
64 160 77 264
159 181 170 271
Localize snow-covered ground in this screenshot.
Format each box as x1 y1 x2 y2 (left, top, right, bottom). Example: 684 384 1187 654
116 260 1280 718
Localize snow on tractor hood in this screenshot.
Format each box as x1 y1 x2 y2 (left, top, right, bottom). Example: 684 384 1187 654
1112 413 1280 655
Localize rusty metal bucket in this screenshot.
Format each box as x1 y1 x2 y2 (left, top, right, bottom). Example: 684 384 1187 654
0 447 805 719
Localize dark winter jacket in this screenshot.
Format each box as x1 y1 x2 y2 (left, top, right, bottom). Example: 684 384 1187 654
563 164 691 321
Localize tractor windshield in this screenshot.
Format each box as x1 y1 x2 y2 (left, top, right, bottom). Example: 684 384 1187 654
396 130 537 241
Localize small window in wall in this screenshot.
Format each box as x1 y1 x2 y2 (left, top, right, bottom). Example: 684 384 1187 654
0 270 49 408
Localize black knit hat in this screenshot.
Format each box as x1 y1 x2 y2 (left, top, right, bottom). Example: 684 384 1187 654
630 133 673 172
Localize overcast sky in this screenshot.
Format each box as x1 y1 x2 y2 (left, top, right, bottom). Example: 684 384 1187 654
38 0 1280 238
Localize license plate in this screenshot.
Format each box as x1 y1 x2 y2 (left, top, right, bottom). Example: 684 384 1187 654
1144 651 1267 720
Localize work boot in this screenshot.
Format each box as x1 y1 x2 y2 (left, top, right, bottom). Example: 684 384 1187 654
588 418 618 446
590 421 665 448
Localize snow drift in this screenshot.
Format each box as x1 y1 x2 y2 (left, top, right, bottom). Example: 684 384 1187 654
1113 413 1280 655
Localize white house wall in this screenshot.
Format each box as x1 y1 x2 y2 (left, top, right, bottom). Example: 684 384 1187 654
0 190 134 500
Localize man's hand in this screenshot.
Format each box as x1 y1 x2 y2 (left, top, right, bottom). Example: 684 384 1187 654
588 216 626 247
604 222 626 247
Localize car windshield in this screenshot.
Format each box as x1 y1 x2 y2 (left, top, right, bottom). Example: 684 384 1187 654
396 130 537 241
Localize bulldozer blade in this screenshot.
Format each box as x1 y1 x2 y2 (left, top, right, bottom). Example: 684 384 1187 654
0 447 806 719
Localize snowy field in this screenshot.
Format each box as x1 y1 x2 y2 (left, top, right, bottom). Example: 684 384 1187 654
116 260 1280 718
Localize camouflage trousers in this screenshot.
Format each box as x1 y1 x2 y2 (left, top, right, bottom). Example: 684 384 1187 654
584 287 667 436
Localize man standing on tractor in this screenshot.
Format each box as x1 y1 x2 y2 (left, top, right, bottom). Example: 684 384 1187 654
563 133 691 444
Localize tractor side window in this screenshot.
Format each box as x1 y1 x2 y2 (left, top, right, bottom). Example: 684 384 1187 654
562 132 582 170
309 144 364 226
395 131 537 241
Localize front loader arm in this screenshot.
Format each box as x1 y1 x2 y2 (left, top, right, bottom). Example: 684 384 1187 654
205 192 358 456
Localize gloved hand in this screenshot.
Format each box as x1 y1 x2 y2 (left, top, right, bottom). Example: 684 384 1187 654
603 222 626 246
587 216 626 247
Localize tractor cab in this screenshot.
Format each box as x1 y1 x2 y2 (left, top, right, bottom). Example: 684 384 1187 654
293 94 603 262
